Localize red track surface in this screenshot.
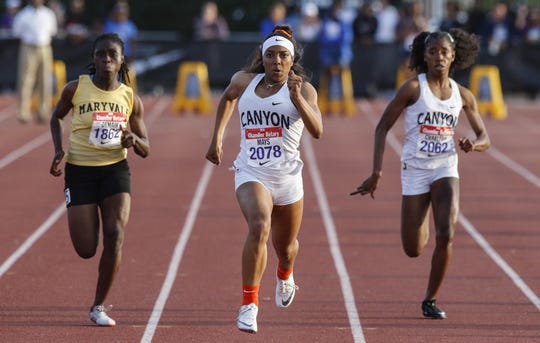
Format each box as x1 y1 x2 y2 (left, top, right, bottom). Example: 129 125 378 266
0 93 539 342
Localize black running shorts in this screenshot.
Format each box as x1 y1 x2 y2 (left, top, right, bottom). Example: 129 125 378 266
64 159 131 207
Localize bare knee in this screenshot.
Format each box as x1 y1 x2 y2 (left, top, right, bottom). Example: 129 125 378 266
247 217 271 246
403 244 423 258
435 229 454 249
274 239 298 261
402 231 428 258
76 247 97 259
103 227 125 254
71 232 98 259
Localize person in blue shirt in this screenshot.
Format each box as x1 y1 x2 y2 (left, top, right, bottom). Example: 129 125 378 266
318 0 353 69
103 2 137 63
260 1 289 38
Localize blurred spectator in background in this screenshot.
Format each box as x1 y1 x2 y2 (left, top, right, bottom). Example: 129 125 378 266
297 2 320 42
394 0 428 86
524 7 540 44
103 1 137 63
12 0 57 124
396 0 429 54
438 0 468 32
284 0 301 33
48 0 65 35
0 0 20 36
193 1 229 41
318 0 353 103
512 3 529 44
372 0 399 44
466 1 486 35
352 3 378 46
352 2 378 98
260 2 289 38
64 0 92 45
481 1 513 56
318 0 353 68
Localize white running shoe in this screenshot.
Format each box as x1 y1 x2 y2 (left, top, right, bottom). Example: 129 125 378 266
237 303 258 334
89 305 116 327
275 273 299 308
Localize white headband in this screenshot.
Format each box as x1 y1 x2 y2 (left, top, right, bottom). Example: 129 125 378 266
261 36 294 58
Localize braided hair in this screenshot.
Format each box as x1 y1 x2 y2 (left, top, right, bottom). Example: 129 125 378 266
87 33 131 84
244 25 309 81
408 28 480 76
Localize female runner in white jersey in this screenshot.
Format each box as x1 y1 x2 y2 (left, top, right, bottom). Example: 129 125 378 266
206 25 323 333
351 28 490 319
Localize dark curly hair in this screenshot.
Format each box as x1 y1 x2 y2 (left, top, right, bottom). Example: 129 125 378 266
408 28 480 76
243 25 310 81
87 33 131 85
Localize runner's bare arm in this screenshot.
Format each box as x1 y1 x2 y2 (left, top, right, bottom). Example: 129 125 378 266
206 71 252 165
49 80 78 177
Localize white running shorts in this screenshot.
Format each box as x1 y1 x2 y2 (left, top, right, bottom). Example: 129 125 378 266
400 162 459 195
234 163 304 206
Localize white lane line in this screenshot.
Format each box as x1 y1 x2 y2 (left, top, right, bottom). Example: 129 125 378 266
0 203 66 278
487 146 540 188
360 100 540 312
0 96 170 171
303 136 366 343
0 132 50 170
0 97 170 275
459 214 540 311
140 162 213 343
144 96 170 127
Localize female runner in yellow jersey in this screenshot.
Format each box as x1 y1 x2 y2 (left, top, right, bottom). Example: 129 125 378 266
49 33 149 326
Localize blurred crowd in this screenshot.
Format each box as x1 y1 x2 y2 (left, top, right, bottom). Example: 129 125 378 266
2 0 539 58
250 0 539 57
1 0 138 56
190 0 540 100
0 0 538 99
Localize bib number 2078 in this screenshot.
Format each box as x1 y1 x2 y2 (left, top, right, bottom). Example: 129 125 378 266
249 145 282 160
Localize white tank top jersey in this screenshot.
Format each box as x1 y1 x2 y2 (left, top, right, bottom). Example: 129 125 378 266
401 73 463 169
235 73 305 172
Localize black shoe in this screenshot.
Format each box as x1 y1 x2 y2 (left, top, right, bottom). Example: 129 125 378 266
422 299 446 319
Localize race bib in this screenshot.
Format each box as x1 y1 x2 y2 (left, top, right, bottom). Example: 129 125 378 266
245 127 284 167
416 125 455 158
89 112 127 147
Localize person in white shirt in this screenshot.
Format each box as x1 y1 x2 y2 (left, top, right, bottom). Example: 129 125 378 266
351 28 490 319
206 25 322 334
12 0 57 123
373 0 399 43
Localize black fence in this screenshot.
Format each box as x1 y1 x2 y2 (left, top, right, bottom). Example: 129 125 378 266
1 37 539 99
179 40 540 99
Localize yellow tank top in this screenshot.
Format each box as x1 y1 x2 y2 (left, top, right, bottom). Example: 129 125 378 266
67 75 134 166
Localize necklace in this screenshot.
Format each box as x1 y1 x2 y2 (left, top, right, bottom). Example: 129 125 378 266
264 78 283 89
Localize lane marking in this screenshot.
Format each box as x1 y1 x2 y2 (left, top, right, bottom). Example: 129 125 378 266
360 100 540 312
486 146 540 188
459 214 540 311
140 161 213 343
0 97 170 275
0 203 65 278
0 132 50 170
0 96 170 171
303 137 366 343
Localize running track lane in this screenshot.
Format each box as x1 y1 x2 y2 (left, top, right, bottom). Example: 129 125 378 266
0 95 539 342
